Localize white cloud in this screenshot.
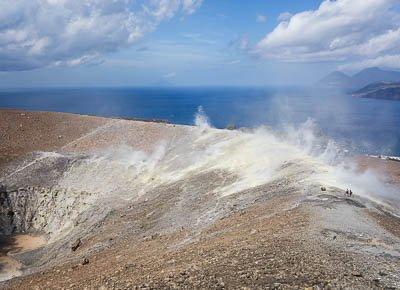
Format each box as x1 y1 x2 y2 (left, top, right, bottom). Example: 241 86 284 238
256 13 267 23
0 0 202 71
256 0 400 65
226 59 241 65
277 12 292 22
163 72 176 78
182 0 204 15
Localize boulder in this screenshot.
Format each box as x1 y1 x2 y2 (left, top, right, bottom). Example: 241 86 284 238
71 238 82 252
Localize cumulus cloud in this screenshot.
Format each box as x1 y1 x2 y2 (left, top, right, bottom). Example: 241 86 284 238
256 0 400 66
0 0 202 71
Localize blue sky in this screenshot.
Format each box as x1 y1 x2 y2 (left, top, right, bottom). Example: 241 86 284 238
0 0 399 87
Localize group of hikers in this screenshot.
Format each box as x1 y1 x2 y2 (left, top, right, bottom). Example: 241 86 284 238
345 189 353 197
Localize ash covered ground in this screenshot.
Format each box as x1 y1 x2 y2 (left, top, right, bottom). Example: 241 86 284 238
0 109 399 289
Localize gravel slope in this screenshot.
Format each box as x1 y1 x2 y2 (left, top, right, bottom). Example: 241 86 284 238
0 109 399 289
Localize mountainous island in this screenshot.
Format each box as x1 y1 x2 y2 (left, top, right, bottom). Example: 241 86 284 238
317 67 400 101
352 82 400 101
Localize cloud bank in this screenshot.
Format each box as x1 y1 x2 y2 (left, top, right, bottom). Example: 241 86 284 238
256 0 400 70
0 0 202 71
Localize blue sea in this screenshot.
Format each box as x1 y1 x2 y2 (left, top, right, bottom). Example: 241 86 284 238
0 87 399 156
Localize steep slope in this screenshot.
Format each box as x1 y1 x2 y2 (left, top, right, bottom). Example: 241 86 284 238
0 109 110 168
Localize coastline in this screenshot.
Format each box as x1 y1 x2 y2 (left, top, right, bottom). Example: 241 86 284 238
368 154 400 162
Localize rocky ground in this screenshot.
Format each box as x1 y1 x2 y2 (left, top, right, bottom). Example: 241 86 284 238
0 109 399 289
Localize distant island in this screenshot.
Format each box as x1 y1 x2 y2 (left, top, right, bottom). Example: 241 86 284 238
352 82 400 101
317 67 400 101
317 71 354 90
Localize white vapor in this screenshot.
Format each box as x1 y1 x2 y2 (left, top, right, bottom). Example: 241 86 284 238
0 0 203 71
58 108 400 215
194 106 211 130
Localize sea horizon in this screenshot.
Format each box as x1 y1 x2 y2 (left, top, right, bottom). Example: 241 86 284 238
1 86 399 157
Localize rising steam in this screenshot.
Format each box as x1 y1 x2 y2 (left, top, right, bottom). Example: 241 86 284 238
57 107 399 214
194 106 211 130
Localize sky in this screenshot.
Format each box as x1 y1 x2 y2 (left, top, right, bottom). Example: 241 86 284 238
0 0 399 88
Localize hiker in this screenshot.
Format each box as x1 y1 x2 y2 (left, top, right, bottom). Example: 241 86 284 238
345 189 349 196
349 190 353 197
